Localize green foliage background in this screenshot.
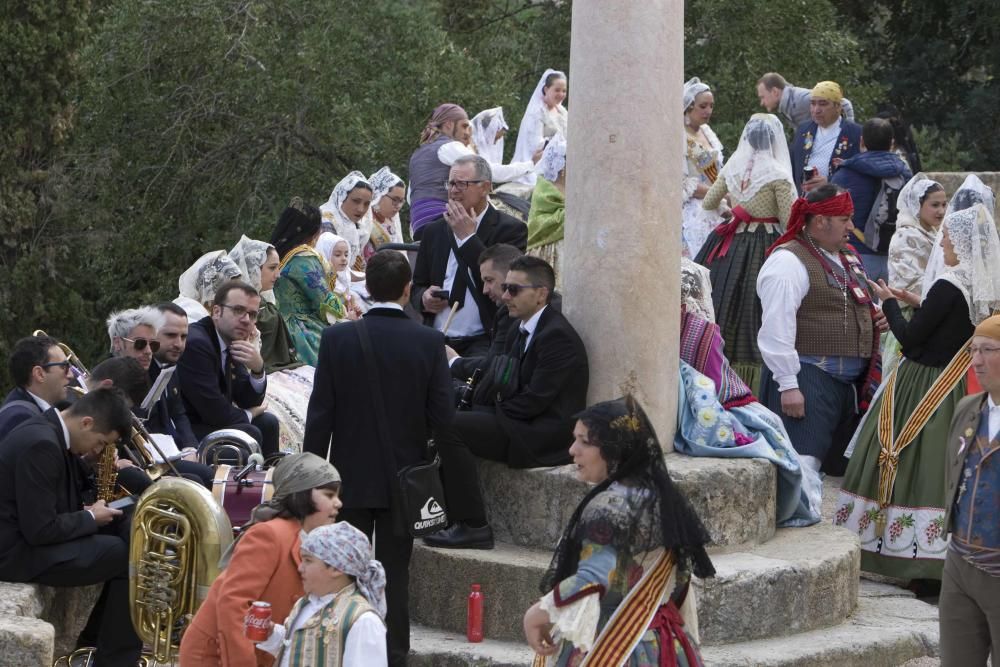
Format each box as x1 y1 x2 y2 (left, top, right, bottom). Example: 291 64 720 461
0 0 993 384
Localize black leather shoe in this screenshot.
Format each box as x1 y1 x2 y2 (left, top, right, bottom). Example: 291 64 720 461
422 522 495 550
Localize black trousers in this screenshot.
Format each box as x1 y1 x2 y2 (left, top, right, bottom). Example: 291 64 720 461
191 411 280 457
445 333 490 358
434 409 510 525
340 507 414 667
31 513 142 667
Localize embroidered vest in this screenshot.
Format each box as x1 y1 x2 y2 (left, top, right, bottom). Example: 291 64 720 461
780 240 873 358
950 405 1000 574
408 135 453 203
279 586 379 667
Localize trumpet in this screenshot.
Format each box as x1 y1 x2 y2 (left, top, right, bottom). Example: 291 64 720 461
33 329 90 384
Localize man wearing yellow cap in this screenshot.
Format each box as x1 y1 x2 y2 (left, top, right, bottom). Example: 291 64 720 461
940 314 1000 664
790 81 862 194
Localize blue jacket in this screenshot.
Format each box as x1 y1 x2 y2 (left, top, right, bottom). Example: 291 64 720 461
831 151 912 240
790 119 862 193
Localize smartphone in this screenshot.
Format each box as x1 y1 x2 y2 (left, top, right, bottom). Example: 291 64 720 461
432 289 450 300
107 496 136 511
803 166 817 182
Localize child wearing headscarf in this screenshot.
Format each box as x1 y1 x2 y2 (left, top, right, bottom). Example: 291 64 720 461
256 522 388 667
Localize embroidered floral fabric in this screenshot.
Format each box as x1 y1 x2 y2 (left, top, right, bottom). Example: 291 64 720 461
274 252 345 366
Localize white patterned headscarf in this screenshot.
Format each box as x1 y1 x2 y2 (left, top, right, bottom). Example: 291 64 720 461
367 166 405 245
320 171 373 264
720 113 794 201
229 235 276 304
302 522 388 619
513 69 567 168
895 173 941 228
935 203 1000 325
315 232 351 295
175 250 242 319
535 132 567 182
471 107 508 165
683 77 711 111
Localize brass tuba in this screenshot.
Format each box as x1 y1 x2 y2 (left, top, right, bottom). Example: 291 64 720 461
197 428 262 467
129 477 233 664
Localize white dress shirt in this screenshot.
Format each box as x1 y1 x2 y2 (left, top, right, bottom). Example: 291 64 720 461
989 394 1000 442
27 391 53 412
437 141 533 183
257 592 387 667
216 332 266 422
519 305 548 353
368 302 403 312
805 118 842 179
433 206 489 338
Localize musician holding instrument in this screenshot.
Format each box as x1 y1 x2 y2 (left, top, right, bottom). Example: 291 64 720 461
0 388 142 667
0 334 74 439
179 451 342 667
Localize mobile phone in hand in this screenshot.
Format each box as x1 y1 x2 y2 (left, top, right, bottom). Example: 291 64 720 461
107 496 136 511
432 289 450 300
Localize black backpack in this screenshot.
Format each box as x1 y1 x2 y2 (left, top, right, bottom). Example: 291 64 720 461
863 174 906 253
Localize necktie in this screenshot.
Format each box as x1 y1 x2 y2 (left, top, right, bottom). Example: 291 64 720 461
518 327 529 359
223 347 234 400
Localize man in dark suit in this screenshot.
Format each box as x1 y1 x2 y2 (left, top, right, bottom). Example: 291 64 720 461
0 388 141 666
411 154 528 357
177 280 279 456
147 302 198 448
447 243 523 384
304 249 454 666
0 334 74 439
790 81 862 194
426 255 589 549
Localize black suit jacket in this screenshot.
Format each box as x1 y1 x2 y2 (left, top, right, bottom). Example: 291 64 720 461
489 306 589 468
0 410 98 581
177 316 266 430
450 305 514 381
145 362 198 447
410 205 528 331
303 308 455 509
0 387 45 441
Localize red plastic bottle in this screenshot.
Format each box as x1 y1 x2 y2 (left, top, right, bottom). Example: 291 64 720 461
467 583 484 642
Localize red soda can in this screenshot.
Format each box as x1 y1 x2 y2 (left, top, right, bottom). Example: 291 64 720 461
467 584 483 642
245 601 272 641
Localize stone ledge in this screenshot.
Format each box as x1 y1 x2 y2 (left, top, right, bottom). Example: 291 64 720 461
0 581 102 660
0 614 55 666
409 522 857 644
479 454 776 551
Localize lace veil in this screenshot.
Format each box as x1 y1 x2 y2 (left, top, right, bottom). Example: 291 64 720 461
229 235 276 304
720 113 794 202
471 107 508 165
935 203 1000 324
895 172 940 228
320 171 373 266
535 132 566 183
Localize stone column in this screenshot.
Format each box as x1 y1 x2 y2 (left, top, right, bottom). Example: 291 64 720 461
563 0 682 449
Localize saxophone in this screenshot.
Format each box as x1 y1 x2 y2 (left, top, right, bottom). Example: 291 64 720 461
95 442 120 502
130 477 233 664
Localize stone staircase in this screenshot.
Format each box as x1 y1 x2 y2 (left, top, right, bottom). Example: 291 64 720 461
0 582 99 664
408 456 939 666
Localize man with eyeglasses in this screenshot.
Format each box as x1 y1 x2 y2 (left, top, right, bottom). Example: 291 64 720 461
0 334 74 439
177 280 280 457
425 255 588 549
940 313 1000 664
411 154 528 359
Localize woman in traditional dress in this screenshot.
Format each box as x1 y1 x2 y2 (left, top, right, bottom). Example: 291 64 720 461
173 250 242 320
835 203 1000 582
229 235 315 450
361 166 405 262
270 199 347 366
471 107 508 165
526 134 567 285
523 396 715 667
315 232 364 318
320 171 374 272
681 77 725 258
178 452 342 667
695 113 795 392
511 69 568 192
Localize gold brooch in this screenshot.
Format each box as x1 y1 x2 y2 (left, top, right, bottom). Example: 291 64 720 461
611 414 641 432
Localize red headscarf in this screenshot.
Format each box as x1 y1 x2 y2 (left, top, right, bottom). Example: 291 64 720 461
420 103 468 144
765 190 854 256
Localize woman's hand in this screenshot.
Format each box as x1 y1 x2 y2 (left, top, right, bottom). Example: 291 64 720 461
693 183 709 199
893 287 922 308
867 279 895 303
523 601 558 656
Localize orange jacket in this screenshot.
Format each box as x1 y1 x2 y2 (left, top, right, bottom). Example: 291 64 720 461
178 517 304 667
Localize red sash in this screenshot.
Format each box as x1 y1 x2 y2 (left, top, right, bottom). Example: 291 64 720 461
704 206 779 263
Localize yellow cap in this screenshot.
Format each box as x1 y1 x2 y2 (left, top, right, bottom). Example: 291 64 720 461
974 314 1000 342
811 81 843 103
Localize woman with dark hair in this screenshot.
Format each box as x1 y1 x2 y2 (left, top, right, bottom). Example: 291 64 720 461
320 171 374 272
178 452 343 666
695 113 795 392
512 69 568 191
270 198 346 366
523 396 715 666
364 166 406 260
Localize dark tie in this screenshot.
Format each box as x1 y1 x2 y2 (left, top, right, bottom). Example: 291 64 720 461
448 235 471 310
223 348 234 400
157 395 178 438
517 327 529 359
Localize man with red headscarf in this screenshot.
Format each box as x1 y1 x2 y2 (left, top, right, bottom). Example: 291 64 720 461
756 183 882 475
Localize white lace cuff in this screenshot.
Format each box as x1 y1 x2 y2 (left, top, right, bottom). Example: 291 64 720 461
683 177 700 200
538 590 601 653
255 623 286 656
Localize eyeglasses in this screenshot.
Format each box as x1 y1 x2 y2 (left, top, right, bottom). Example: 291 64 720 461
444 179 484 192
970 346 1000 356
501 283 545 297
123 337 160 353
218 303 260 321
41 361 72 371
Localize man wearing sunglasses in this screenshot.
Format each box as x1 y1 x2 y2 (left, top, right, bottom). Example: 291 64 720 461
0 334 74 440
411 155 528 358
425 256 589 549
177 280 279 457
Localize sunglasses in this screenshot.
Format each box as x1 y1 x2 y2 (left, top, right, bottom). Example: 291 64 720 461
218 303 260 321
123 336 160 353
41 360 73 371
501 283 545 297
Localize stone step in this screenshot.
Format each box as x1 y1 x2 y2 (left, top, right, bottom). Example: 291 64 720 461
408 582 937 667
409 522 858 645
478 454 777 551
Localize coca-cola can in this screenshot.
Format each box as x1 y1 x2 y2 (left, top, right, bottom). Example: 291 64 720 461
244 601 272 641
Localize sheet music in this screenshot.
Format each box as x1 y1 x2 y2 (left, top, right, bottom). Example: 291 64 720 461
141 365 176 412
